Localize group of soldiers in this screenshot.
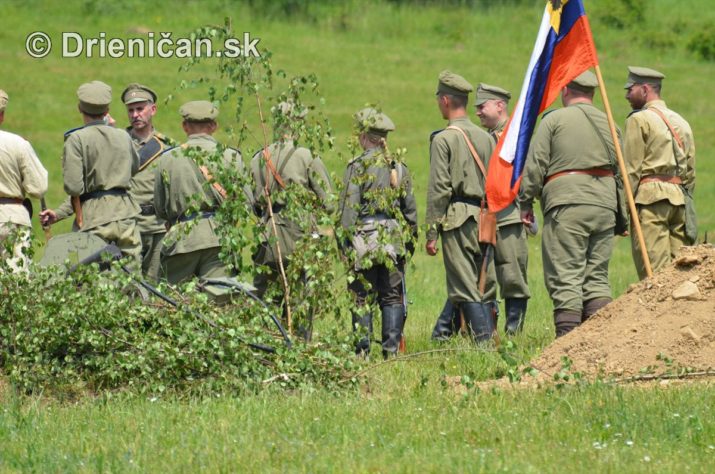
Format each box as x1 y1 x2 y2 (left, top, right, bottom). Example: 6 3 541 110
0 64 696 355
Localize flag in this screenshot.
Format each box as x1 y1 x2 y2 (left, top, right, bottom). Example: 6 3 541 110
485 0 598 212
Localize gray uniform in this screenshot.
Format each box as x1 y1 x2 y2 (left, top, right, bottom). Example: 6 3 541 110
519 102 619 336
63 121 141 260
153 133 239 284
250 141 333 297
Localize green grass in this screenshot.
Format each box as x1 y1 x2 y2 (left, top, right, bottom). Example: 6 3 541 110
1 0 714 471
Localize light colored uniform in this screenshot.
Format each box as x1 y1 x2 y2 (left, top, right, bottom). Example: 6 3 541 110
63 121 141 260
624 100 695 279
153 133 240 284
0 129 48 271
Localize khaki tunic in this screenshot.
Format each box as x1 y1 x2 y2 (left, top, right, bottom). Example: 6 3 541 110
1 129 48 271
426 116 495 303
128 129 171 280
623 100 695 278
153 134 241 284
62 121 141 259
519 103 618 311
339 147 418 307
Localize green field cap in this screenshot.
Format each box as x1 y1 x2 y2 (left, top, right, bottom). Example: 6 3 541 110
121 83 157 105
567 70 598 93
625 66 665 89
437 70 473 97
0 89 8 112
356 107 395 137
77 80 112 115
476 83 511 106
179 100 219 122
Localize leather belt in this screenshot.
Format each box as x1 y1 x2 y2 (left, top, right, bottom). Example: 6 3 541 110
0 197 23 205
639 174 682 185
545 168 614 184
79 188 127 203
450 196 483 207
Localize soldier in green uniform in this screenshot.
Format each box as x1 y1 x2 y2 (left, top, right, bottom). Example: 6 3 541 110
121 83 171 281
623 67 696 279
432 83 531 339
153 100 242 284
339 108 418 357
250 101 333 299
426 71 496 343
518 71 620 337
52 81 141 261
0 88 49 272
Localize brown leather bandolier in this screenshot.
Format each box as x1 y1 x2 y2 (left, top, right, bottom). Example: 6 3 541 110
639 174 683 185
544 168 614 184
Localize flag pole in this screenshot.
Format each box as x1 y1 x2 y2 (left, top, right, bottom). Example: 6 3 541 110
594 65 653 278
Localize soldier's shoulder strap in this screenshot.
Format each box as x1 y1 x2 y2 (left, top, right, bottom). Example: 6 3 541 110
541 109 557 120
429 129 444 143
63 125 86 142
627 108 643 118
138 135 169 171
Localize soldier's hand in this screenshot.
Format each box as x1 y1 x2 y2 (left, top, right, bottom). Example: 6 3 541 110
39 209 58 226
425 239 438 256
520 209 535 226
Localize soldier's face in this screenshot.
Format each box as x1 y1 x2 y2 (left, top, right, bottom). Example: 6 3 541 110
625 84 646 110
126 101 156 131
475 100 501 128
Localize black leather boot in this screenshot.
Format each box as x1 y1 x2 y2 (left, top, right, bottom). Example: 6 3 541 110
352 310 373 355
461 302 494 344
381 305 404 359
505 298 528 335
431 299 460 341
554 309 581 338
582 297 611 323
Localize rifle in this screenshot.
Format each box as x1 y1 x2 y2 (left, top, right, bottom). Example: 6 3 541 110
72 195 83 229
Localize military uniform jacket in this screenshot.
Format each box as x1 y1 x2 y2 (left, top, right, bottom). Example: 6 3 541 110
63 121 140 230
153 133 240 256
426 116 494 241
0 129 48 227
250 141 333 263
339 147 418 262
518 103 619 214
490 119 521 228
128 129 171 235
623 99 695 206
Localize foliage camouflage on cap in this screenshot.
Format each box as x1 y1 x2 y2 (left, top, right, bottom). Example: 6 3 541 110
355 107 395 137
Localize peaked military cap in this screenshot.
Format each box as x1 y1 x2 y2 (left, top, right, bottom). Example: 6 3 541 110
624 66 665 89
179 100 219 122
0 89 8 112
77 80 112 115
476 83 511 106
567 70 598 93
355 107 395 137
121 83 157 105
273 100 308 120
437 70 473 97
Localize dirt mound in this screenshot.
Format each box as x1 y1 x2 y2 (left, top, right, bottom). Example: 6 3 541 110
528 244 715 382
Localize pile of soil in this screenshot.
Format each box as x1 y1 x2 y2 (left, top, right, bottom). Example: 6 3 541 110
527 244 715 382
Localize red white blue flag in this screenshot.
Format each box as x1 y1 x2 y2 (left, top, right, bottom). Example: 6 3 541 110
486 0 598 212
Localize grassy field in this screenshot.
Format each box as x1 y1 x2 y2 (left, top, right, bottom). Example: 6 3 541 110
2 0 714 471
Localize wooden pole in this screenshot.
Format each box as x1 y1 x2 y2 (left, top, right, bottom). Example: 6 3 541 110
594 65 653 278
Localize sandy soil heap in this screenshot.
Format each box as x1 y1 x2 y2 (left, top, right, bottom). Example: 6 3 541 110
529 244 715 381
